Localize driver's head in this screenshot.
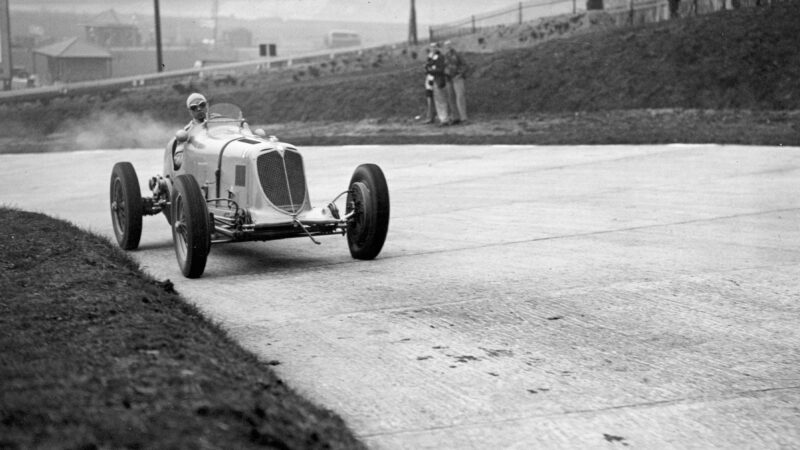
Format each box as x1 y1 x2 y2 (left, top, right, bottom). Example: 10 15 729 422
186 93 207 123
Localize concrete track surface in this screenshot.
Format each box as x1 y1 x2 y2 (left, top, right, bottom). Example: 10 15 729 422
2 144 799 449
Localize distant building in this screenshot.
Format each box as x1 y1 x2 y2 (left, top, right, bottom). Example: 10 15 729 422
84 9 141 48
33 38 112 84
324 30 361 48
222 27 253 48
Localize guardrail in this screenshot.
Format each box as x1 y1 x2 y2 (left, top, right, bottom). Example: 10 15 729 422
0 44 375 105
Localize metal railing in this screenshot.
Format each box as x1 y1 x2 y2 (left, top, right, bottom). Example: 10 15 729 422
0 44 377 104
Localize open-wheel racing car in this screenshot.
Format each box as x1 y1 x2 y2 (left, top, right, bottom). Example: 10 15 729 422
109 103 389 278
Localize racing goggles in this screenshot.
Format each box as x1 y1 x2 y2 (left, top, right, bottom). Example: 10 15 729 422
189 101 207 111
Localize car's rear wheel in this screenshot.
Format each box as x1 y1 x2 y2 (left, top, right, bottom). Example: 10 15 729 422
171 174 210 278
109 162 143 250
346 164 390 260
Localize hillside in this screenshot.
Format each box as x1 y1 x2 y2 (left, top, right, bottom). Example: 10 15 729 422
235 2 800 118
1 2 799 151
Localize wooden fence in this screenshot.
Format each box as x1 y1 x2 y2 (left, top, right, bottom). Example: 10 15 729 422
430 0 780 40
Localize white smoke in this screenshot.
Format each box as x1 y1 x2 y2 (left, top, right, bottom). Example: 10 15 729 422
58 111 178 150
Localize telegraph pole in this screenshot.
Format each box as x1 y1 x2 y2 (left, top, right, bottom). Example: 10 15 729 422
153 0 164 72
0 0 11 90
408 0 418 45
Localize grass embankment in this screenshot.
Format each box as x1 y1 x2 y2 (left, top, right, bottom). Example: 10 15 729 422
0 207 366 449
1 2 798 152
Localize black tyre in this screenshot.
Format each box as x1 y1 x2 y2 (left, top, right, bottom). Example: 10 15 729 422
346 164 390 260
171 174 211 278
109 162 143 250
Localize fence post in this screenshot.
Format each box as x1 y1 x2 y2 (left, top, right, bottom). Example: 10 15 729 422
429 26 434 43
629 0 634 25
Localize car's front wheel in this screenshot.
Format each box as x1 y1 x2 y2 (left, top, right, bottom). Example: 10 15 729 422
346 164 390 260
109 162 143 250
171 174 210 278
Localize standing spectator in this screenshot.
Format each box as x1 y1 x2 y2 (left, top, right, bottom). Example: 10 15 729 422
444 40 468 124
422 48 437 124
423 74 436 124
443 40 460 124
426 42 450 126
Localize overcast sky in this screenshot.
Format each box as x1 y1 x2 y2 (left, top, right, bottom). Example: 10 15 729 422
13 0 529 25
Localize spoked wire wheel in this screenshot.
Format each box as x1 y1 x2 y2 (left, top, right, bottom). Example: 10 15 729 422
171 174 210 278
109 162 143 250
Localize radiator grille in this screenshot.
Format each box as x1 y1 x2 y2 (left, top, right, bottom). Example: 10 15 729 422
256 150 307 214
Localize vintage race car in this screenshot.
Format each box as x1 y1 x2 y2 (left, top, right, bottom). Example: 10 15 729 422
109 103 389 278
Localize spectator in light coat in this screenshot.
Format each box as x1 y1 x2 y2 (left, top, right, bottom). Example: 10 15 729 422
424 73 436 124
444 40 468 124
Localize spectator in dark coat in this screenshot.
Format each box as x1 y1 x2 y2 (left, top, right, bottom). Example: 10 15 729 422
423 49 437 124
425 42 451 125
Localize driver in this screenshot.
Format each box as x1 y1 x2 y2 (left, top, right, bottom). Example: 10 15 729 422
185 92 208 131
173 92 208 169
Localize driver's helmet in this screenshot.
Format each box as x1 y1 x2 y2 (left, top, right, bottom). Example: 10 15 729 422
186 93 207 110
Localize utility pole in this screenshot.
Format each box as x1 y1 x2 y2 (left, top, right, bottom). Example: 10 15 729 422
153 0 163 72
408 0 418 45
0 0 11 90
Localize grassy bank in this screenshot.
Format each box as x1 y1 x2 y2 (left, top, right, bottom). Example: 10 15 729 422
0 207 366 449
1 2 798 152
